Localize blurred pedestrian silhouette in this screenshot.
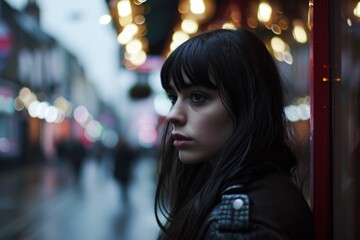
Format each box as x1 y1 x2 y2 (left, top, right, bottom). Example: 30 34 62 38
56 138 87 182
112 137 136 205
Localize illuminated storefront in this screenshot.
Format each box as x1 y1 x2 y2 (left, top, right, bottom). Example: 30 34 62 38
0 80 21 161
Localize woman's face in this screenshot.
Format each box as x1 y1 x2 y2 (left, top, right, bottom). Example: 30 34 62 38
166 77 234 164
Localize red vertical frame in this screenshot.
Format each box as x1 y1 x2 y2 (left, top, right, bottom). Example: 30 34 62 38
309 0 331 239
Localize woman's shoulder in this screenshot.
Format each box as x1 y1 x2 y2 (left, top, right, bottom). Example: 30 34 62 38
200 172 315 240
247 172 315 237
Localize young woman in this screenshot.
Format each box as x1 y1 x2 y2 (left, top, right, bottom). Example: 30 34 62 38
155 28 314 240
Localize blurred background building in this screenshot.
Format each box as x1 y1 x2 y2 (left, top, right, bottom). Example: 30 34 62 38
0 0 359 239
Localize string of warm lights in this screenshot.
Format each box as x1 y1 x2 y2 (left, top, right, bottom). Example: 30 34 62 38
107 0 360 69
109 0 309 68
247 1 308 66
108 0 149 69
163 0 309 65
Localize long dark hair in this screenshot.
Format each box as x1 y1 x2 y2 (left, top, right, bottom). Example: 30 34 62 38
154 28 296 240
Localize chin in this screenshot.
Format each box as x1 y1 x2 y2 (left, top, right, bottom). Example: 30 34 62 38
178 153 210 164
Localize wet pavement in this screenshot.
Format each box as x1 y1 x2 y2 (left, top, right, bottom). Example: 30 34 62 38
0 156 159 240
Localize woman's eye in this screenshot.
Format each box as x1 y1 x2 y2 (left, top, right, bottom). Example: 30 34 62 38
191 93 206 103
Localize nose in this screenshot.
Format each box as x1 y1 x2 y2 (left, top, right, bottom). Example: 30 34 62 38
166 100 186 126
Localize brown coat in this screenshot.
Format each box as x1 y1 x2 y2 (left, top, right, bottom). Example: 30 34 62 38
200 172 315 239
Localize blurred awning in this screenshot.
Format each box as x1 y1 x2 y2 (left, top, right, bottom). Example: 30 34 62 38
104 0 309 70
104 0 179 56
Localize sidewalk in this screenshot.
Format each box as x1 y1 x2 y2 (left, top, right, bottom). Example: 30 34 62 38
0 156 159 240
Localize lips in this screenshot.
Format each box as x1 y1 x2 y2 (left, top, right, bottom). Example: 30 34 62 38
171 133 192 148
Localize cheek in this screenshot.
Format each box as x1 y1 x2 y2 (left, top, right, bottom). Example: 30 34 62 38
179 114 233 164
200 113 233 146
208 122 233 145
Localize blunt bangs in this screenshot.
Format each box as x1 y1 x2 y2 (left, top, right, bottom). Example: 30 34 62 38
160 37 217 91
